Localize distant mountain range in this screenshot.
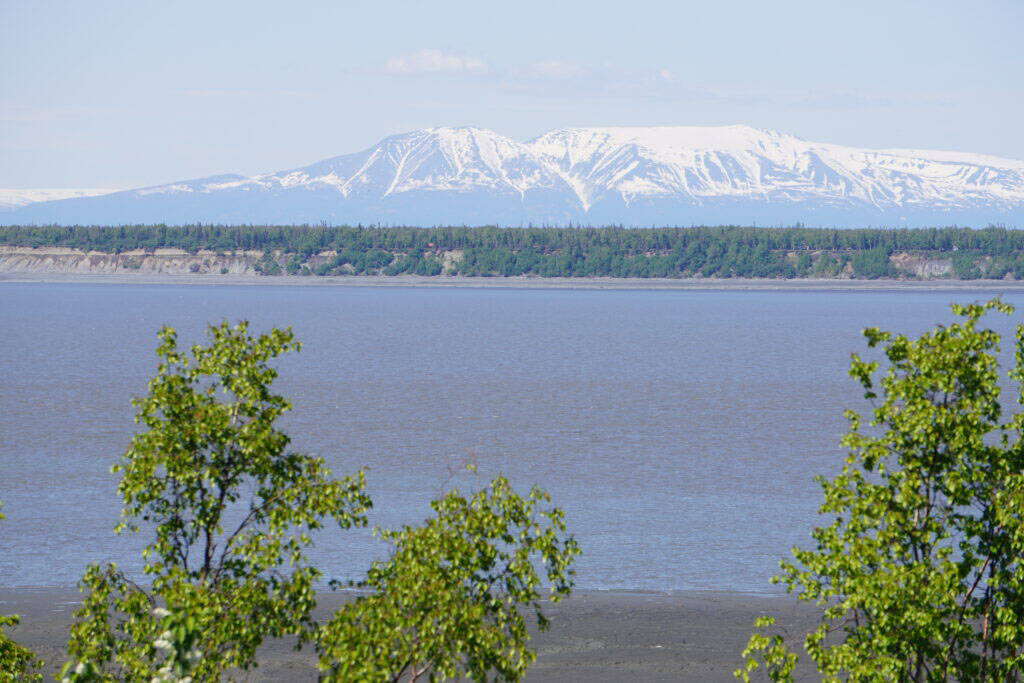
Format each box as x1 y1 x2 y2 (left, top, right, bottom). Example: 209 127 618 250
4 125 1024 227
0 188 120 211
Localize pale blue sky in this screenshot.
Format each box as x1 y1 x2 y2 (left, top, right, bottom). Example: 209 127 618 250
2 0 1022 188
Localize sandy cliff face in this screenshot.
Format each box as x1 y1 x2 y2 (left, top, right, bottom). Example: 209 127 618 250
0 247 263 275
0 247 465 277
888 252 954 278
0 246 962 279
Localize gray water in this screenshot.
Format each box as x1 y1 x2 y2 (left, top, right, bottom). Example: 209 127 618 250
2 283 1022 592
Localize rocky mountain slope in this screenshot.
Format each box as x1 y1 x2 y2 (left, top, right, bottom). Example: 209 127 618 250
5 126 1023 227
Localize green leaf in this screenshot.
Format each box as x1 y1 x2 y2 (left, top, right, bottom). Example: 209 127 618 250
742 298 1024 680
63 322 371 680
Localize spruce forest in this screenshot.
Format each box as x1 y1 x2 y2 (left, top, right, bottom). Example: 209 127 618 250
4 225 1024 279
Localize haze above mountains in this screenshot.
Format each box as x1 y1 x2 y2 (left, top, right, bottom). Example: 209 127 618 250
5 125 1024 228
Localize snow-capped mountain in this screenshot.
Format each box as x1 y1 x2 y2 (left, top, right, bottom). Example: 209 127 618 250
5 125 1024 227
0 188 120 211
527 126 1024 225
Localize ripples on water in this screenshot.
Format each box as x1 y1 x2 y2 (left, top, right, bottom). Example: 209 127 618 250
2 283 1022 591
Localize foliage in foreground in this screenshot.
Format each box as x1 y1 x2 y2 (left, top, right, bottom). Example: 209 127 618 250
0 611 42 682
0 503 44 681
61 322 372 680
737 299 1024 681
56 321 577 682
317 473 579 682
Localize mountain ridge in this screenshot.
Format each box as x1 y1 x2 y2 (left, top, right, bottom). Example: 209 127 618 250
5 125 1024 227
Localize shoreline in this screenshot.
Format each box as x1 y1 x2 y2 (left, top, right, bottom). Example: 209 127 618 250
1 587 820 681
6 270 1024 291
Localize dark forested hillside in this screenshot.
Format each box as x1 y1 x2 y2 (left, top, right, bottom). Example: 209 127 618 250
3 224 1024 279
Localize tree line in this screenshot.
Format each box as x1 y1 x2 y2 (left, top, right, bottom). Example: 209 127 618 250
5 224 1024 279
4 224 1024 254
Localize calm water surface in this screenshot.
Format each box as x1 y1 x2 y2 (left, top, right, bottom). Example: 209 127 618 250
2 283 1022 591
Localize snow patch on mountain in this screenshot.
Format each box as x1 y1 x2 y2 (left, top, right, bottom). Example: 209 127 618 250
528 125 1024 213
0 188 120 210
4 126 1024 226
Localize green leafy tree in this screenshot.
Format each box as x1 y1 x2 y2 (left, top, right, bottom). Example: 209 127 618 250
316 473 580 682
952 251 983 279
0 503 44 682
812 253 837 277
851 245 893 279
0 612 41 682
149 606 204 682
795 252 813 275
737 299 1024 681
62 321 372 681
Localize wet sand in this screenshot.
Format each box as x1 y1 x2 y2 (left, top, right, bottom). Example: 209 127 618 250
1 587 822 681
5 270 1024 291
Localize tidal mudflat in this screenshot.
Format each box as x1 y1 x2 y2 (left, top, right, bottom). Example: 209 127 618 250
4 282 1024 593
0 588 821 681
